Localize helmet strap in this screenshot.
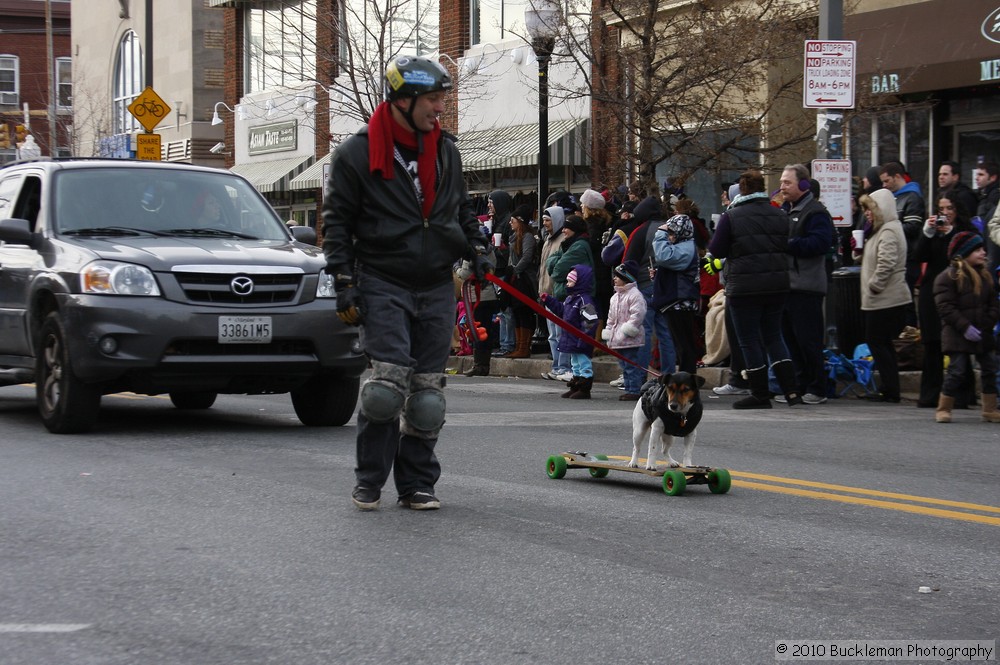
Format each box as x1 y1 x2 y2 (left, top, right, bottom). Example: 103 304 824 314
397 97 425 154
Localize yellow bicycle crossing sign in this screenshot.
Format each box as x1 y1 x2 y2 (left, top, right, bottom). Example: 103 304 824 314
128 87 171 133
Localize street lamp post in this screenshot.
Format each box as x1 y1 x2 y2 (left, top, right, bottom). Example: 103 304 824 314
525 0 559 221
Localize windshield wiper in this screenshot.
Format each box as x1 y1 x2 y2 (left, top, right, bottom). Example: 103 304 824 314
162 227 258 240
62 226 145 237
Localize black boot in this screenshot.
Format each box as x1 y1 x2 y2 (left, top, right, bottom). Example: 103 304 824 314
569 377 593 399
561 377 580 398
733 367 772 409
771 359 803 406
464 347 492 377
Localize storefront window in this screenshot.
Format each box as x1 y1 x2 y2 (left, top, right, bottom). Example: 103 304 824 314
246 1 317 94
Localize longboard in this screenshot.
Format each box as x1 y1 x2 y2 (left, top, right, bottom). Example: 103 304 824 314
545 451 731 496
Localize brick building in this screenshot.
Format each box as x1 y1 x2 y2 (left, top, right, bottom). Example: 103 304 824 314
0 0 71 164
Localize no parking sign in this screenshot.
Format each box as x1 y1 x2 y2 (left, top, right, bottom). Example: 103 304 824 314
811 159 853 228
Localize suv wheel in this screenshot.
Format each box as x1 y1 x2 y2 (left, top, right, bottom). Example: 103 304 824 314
169 391 218 410
291 375 360 427
36 312 102 433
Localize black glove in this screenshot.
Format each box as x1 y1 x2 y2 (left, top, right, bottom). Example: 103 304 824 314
470 242 492 281
334 275 363 326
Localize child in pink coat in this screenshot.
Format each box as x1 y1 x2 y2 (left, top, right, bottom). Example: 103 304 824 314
602 260 648 400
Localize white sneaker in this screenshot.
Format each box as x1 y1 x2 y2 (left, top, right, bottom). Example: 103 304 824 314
555 371 574 382
774 395 788 403
712 383 749 396
802 393 828 404
609 375 624 387
541 371 559 380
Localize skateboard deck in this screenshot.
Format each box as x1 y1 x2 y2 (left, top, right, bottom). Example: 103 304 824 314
545 451 731 496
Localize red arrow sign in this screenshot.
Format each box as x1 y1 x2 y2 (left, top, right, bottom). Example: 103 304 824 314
831 216 844 221
814 97 838 103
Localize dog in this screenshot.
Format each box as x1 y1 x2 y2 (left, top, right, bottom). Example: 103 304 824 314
628 371 705 470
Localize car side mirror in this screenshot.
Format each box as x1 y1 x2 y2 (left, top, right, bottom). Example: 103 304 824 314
289 225 317 245
0 218 35 246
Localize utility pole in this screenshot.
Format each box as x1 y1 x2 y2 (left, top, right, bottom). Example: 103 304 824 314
817 0 844 161
45 0 56 156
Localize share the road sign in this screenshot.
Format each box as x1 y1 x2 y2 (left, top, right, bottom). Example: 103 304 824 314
803 40 856 109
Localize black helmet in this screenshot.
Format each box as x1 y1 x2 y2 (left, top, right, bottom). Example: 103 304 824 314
384 56 453 102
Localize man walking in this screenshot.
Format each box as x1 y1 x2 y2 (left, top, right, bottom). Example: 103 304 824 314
322 56 489 511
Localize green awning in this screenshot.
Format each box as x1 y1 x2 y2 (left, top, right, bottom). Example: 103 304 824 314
289 153 332 191
230 155 314 194
458 117 589 172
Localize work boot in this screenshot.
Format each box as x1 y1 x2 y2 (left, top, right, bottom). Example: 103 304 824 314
569 377 593 399
464 347 492 377
981 393 1000 423
935 394 954 423
733 367 772 409
561 377 580 398
771 359 803 406
506 327 533 359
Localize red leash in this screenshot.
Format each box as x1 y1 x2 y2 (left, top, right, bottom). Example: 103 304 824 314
483 272 660 378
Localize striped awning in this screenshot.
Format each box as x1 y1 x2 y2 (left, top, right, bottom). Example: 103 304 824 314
458 117 589 172
289 153 332 191
230 155 314 194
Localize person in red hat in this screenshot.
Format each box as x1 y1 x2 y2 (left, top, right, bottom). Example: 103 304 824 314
932 231 1000 423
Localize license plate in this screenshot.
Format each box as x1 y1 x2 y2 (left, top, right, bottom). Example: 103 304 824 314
218 316 272 343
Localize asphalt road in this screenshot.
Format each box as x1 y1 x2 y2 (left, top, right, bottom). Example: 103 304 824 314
0 377 998 664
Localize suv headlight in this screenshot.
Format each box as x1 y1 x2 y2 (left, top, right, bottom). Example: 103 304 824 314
81 261 161 296
316 271 335 298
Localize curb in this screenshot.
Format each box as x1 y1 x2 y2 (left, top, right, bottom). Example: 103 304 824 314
445 353 924 398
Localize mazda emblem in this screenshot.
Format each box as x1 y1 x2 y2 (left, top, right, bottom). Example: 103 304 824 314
230 276 254 296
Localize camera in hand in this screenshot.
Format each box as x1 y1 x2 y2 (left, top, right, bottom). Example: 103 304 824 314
936 215 947 227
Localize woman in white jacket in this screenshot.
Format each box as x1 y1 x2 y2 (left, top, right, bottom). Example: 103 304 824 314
853 188 911 402
603 260 648 400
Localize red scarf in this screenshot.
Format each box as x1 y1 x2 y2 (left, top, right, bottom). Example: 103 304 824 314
368 101 440 218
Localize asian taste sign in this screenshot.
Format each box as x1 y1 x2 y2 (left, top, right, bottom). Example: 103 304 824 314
803 40 856 109
248 120 297 156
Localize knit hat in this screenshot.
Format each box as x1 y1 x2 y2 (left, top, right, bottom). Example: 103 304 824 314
948 231 984 260
619 200 637 215
727 183 741 202
663 214 694 243
563 214 587 234
614 260 640 283
566 268 579 285
579 188 605 210
511 204 533 224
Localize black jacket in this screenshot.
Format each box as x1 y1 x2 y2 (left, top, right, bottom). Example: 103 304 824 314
321 127 484 289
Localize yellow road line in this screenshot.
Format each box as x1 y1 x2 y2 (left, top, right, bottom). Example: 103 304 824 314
604 455 1000 526
731 470 1000 515
733 480 1000 527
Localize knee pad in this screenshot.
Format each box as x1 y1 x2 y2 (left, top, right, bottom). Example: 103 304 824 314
360 361 412 423
401 373 447 439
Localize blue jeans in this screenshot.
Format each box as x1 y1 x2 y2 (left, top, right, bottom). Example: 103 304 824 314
546 318 571 374
570 353 593 378
728 294 791 370
499 307 514 351
617 346 645 394
638 284 676 375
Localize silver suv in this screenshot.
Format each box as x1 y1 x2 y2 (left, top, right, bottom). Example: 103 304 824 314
0 159 365 433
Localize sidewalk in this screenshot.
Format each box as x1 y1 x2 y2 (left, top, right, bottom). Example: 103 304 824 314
445 352 924 401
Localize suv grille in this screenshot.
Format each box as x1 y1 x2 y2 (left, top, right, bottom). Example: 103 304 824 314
177 272 302 304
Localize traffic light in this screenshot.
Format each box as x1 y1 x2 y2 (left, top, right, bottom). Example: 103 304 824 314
0 124 9 150
14 124 27 145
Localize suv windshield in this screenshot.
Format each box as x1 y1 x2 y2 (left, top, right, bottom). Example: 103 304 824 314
53 167 289 241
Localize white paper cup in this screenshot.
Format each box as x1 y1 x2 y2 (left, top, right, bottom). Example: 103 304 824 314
483 220 493 233
852 229 864 249
493 232 502 246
